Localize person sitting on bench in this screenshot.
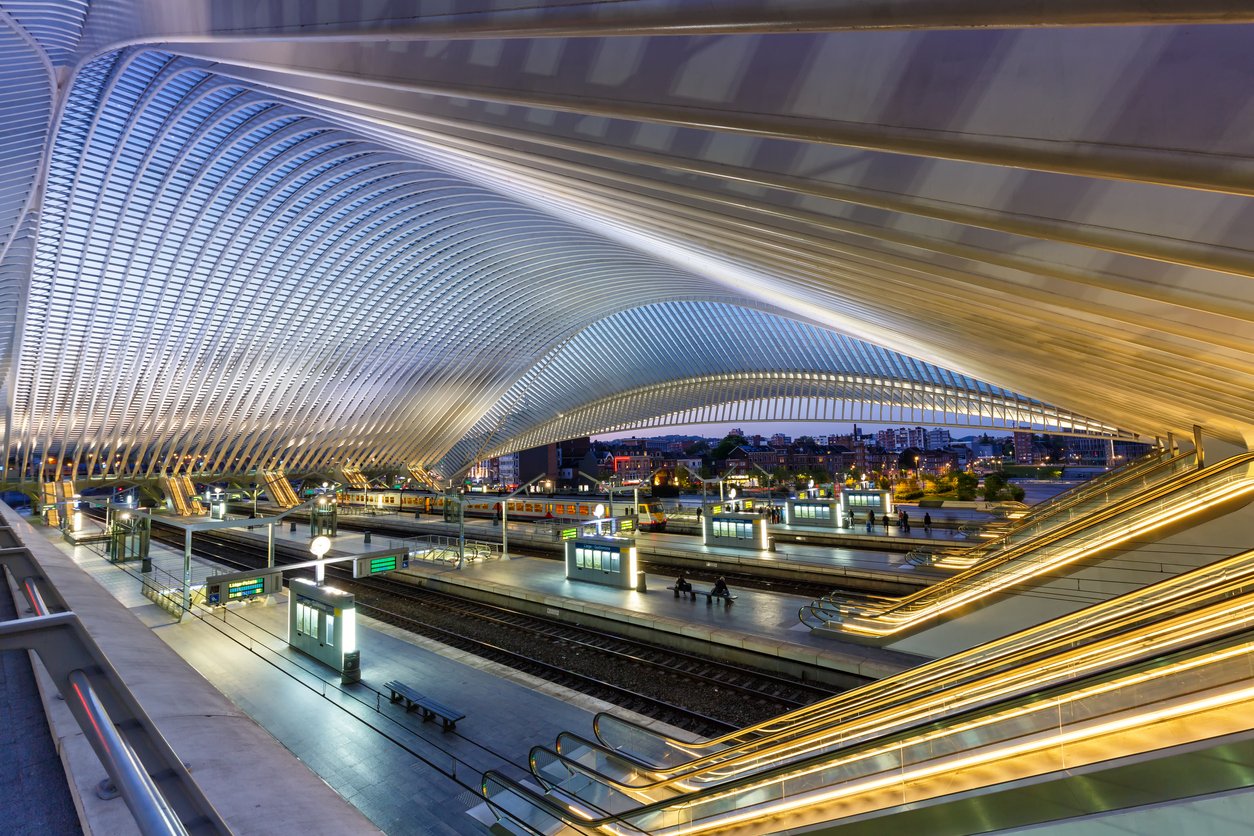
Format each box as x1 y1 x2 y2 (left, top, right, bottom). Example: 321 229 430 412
674 574 693 597
712 576 731 599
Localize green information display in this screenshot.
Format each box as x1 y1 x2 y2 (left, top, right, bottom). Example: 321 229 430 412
561 527 578 540
369 555 398 574
226 577 266 600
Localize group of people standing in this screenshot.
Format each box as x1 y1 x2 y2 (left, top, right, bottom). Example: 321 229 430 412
863 508 933 534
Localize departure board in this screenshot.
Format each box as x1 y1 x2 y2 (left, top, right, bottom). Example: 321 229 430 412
227 577 265 599
369 555 398 574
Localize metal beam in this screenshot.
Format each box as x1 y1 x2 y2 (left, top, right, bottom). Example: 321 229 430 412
175 2 1254 43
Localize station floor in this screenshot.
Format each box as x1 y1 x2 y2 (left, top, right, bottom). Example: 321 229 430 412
43 511 933 833
232 518 929 679
269 508 957 592
51 526 698 835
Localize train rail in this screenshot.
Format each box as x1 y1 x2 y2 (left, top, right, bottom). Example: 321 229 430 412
147 522 845 736
282 512 891 603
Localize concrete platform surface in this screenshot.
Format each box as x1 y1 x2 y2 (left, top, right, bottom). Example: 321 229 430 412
1 503 380 836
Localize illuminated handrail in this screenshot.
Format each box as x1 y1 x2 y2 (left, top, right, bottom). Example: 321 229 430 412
546 582 1254 796
826 452 1254 637
1018 447 1175 520
597 544 1254 769
485 629 1254 834
936 448 1193 569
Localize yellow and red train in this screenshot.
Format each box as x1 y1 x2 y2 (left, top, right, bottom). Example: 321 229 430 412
338 490 668 531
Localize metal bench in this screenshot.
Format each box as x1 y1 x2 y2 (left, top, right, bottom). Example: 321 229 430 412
383 680 466 730
413 696 465 730
701 590 737 607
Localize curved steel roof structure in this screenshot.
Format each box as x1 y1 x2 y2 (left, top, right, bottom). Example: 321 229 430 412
3 2 1252 483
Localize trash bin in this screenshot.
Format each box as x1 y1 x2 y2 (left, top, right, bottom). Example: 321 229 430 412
636 571 647 593
363 531 371 545
340 650 361 685
290 521 297 533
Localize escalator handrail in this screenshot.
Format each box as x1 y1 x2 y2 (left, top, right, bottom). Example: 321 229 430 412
601 543 1254 764
512 626 1254 831
845 451 1254 625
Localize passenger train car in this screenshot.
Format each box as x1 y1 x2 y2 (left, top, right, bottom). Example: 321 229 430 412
338 489 668 531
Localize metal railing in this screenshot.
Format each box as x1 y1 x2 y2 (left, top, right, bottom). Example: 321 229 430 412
802 452 1254 638
591 545 1254 772
0 536 229 834
480 593 1254 834
935 448 1193 569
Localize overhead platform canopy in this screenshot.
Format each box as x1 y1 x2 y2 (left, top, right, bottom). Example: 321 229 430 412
2 2 1251 482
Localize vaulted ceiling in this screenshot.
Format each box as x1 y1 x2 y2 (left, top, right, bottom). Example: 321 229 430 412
2 2 1251 481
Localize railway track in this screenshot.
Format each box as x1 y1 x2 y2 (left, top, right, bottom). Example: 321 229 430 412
148 522 845 737
310 513 892 603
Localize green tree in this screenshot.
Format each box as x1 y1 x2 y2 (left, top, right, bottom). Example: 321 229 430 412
982 472 1006 501
955 471 979 501
711 433 747 461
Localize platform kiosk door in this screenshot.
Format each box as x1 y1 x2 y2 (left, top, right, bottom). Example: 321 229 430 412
310 497 338 536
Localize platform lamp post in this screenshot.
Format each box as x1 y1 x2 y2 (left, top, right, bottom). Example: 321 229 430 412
579 470 613 516
310 535 331 585
500 474 544 562
677 463 713 507
632 466 667 521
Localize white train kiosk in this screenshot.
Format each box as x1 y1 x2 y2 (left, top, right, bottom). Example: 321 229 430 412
784 497 843 530
564 533 643 591
702 497 772 551
840 489 894 528
288 577 360 683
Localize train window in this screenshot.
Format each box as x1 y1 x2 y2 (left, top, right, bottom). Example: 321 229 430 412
566 504 575 515
579 505 588 515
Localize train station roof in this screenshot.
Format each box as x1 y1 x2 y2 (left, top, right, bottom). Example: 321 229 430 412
2 2 1251 480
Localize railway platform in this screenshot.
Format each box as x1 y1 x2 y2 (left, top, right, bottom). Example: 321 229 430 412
34 514 685 836
253 505 955 595
216 519 929 683
18 507 933 833
4 505 379 836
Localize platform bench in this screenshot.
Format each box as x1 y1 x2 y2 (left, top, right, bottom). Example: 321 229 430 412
384 680 466 730
702 590 738 607
414 696 465 730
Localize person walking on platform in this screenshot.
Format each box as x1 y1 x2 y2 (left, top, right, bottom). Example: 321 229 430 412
901 509 910 533
866 509 874 533
493 502 502 526
923 512 932 535
882 512 890 532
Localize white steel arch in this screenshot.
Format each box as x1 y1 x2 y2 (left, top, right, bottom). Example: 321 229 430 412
4 2 1252 488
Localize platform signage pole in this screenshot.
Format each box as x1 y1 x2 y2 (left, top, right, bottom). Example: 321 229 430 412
182 527 193 620
502 474 544 562
455 495 465 569
267 522 275 569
